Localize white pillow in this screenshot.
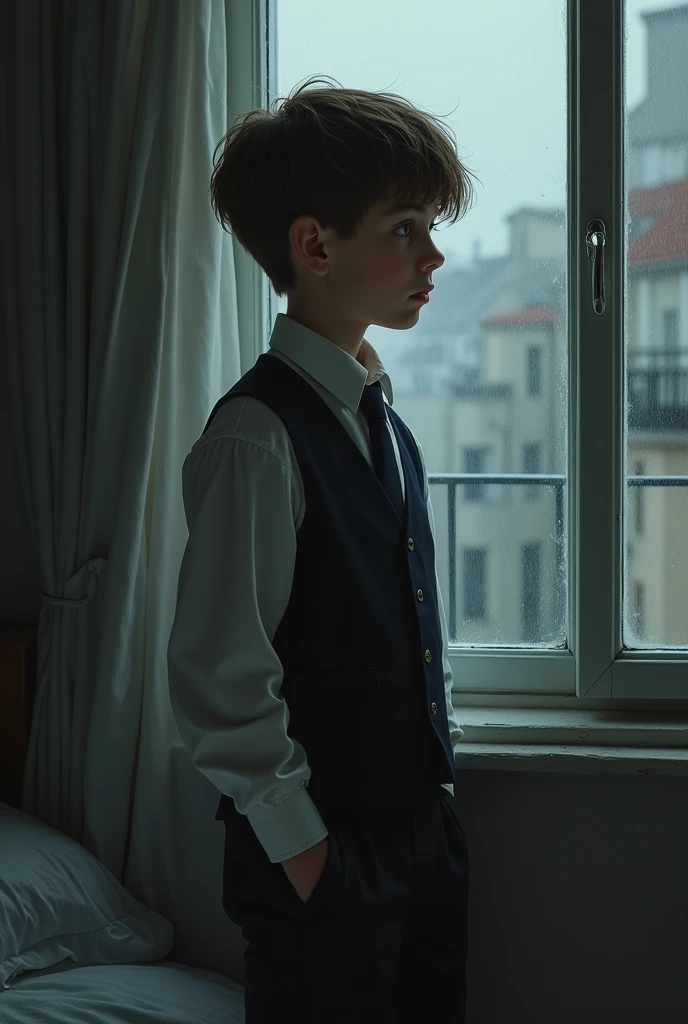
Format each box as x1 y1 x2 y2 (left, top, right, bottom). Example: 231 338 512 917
0 801 174 990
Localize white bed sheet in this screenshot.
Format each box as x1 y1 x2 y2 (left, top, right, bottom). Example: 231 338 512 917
0 959 245 1024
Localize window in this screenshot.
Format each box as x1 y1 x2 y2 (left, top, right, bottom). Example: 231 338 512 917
663 309 678 349
464 549 487 620
269 0 688 705
465 448 490 502
527 346 542 397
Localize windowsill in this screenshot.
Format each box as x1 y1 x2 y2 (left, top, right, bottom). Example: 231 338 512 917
452 705 688 775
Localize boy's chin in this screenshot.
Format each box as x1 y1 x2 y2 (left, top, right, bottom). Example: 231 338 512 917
370 307 421 330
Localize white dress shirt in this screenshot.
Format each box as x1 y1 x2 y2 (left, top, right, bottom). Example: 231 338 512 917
167 312 463 864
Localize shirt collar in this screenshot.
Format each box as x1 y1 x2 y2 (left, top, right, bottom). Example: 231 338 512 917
268 313 394 414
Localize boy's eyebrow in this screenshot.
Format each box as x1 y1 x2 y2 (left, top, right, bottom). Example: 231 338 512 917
384 202 426 216
383 201 438 218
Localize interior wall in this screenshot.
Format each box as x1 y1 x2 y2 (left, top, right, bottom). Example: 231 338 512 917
456 769 687 1023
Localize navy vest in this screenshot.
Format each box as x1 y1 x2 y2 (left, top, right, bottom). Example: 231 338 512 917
204 353 455 814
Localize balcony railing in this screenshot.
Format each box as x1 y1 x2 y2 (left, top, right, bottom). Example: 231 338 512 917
428 473 688 642
628 350 688 430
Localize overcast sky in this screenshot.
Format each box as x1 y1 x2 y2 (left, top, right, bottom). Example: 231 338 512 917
275 0 678 271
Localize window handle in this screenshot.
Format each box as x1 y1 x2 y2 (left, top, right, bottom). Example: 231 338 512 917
586 218 606 315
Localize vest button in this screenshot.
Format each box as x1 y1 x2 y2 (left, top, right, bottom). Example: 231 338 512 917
407 538 414 550
417 589 424 601
430 702 438 714
424 650 432 663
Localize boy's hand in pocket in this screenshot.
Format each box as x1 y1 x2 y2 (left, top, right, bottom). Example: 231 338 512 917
281 836 329 903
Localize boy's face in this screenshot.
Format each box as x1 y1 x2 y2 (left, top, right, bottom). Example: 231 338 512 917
285 192 445 360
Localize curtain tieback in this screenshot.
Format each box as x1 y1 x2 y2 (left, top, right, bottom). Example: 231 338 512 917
40 557 107 607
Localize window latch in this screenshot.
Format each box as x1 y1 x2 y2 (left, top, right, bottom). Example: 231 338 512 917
586 218 606 315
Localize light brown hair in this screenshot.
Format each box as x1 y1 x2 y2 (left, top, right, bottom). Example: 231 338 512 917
210 75 480 296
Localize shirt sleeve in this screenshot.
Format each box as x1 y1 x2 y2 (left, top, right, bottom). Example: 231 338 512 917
167 434 329 864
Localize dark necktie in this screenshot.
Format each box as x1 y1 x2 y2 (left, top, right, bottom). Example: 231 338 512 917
358 379 405 521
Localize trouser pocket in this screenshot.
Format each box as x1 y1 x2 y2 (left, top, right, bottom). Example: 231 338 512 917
440 789 468 849
280 827 341 913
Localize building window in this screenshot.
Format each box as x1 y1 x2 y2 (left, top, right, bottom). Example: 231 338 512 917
465 447 491 502
662 309 678 348
527 346 542 396
464 548 487 619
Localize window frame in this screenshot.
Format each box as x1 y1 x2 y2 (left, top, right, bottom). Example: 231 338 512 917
253 0 688 714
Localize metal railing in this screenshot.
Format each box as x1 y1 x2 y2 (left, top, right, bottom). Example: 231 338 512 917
428 473 688 641
628 351 688 428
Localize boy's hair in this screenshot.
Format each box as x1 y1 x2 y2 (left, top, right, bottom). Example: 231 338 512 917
209 75 481 297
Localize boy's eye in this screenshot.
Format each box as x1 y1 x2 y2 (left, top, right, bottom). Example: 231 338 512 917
394 220 439 237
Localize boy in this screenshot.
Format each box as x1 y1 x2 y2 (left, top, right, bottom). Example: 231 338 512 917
167 75 479 1023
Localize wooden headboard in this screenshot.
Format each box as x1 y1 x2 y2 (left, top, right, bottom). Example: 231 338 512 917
0 621 37 808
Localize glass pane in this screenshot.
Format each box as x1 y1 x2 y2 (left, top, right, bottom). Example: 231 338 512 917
624 0 688 650
274 0 569 647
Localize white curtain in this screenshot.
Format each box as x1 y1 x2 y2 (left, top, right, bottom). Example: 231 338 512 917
3 0 252 978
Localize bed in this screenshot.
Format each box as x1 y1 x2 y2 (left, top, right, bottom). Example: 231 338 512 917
0 621 246 1022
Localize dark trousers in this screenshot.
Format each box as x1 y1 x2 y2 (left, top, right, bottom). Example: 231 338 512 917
218 789 469 1023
